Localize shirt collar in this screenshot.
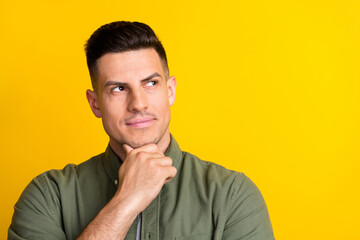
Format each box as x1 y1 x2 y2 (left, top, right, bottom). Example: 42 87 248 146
102 134 183 184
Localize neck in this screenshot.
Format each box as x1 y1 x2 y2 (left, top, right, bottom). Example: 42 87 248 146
109 130 171 161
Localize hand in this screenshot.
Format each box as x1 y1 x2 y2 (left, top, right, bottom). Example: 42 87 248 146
77 143 176 240
115 143 177 214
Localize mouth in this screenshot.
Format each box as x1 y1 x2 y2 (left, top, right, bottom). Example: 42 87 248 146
125 117 155 128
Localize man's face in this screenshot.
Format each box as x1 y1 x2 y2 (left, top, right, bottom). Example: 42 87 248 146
87 48 176 149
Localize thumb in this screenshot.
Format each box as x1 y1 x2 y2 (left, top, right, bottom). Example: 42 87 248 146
123 144 134 155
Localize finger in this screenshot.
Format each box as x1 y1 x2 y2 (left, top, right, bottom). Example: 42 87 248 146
123 144 134 155
164 166 177 184
135 152 165 162
164 178 172 184
152 157 173 166
132 143 164 156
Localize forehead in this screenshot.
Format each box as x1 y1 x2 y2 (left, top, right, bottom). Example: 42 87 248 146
95 48 165 84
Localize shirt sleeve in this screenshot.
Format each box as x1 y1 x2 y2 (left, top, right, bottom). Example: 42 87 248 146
8 174 67 240
222 173 275 240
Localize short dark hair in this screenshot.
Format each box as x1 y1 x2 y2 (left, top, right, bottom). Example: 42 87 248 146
85 21 169 91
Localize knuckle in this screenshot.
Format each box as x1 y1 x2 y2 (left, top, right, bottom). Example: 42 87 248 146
126 148 138 158
148 158 156 167
171 166 177 175
165 157 173 165
136 151 147 161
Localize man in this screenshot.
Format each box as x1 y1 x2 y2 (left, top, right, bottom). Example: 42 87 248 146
9 21 274 240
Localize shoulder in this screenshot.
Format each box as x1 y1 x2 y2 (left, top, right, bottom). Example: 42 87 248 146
9 153 107 239
176 151 258 207
179 152 274 238
44 152 104 180
186 152 265 210
15 152 105 215
34 153 103 189
180 151 247 187
180 150 268 216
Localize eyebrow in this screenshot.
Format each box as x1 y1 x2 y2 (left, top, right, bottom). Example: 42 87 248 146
104 72 162 88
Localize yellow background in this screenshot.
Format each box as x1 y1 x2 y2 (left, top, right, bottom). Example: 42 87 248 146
1 0 359 239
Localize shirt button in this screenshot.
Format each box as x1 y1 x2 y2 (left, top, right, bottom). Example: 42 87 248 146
114 179 118 185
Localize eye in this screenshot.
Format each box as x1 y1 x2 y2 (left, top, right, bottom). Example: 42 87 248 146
112 86 124 92
145 81 157 87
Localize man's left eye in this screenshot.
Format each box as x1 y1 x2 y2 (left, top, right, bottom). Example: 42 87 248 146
146 81 157 87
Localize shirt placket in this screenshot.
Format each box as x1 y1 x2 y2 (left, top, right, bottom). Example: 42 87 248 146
141 193 160 240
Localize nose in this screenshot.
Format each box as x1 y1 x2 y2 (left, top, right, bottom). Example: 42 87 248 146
127 89 148 112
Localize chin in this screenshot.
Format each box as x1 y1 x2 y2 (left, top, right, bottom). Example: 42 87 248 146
125 136 159 149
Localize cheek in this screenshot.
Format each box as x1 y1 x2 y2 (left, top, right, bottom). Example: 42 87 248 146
156 101 171 119
101 100 125 123
153 93 171 112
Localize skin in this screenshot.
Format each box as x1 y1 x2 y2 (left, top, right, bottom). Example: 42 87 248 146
77 48 177 240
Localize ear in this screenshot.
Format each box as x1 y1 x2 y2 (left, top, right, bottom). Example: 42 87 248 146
167 76 177 106
86 89 102 118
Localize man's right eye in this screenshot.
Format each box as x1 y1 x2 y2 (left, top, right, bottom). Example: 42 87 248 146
112 86 124 92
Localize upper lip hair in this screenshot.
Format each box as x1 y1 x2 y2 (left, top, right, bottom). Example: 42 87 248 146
125 116 155 125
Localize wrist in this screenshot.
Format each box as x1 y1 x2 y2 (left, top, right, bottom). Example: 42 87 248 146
110 191 142 221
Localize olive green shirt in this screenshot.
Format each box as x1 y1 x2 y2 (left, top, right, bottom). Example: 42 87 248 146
9 136 274 239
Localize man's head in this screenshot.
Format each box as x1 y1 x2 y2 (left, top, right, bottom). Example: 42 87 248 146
85 21 169 92
85 21 176 153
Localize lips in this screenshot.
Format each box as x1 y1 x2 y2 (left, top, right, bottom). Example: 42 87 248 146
125 116 155 128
